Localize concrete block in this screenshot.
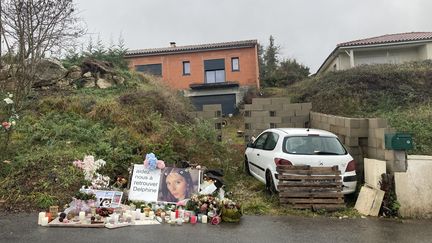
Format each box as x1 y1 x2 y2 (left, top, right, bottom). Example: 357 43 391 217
277 110 295 117
251 111 269 117
347 146 361 156
335 117 345 127
329 125 338 134
254 123 270 130
294 122 306 128
376 149 385 160
367 148 377 159
301 102 312 111
252 98 272 105
249 117 264 123
347 128 369 137
395 156 432 218
270 97 291 105
364 158 386 189
359 119 369 129
345 137 359 146
278 123 295 128
263 104 284 111
321 115 329 123
345 118 361 128
368 137 377 148
199 111 216 119
384 150 395 161
250 104 264 110
203 104 222 111
244 117 254 123
359 138 368 147
283 103 302 111
328 116 336 125
355 186 385 216
295 109 310 116
368 118 388 128
291 116 309 123
338 127 348 136
264 117 282 123
282 117 292 123
243 104 253 111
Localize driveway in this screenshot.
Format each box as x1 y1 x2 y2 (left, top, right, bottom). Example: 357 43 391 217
1 213 432 243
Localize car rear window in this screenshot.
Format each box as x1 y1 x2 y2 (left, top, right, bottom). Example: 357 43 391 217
283 136 347 155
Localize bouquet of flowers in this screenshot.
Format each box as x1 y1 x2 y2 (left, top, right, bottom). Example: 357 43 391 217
143 153 165 170
185 194 220 215
220 198 242 223
72 155 110 190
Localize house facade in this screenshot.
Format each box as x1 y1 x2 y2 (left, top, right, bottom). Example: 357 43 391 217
317 32 432 74
125 40 260 115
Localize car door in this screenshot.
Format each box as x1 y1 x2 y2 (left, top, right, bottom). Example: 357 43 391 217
258 132 280 175
248 132 269 181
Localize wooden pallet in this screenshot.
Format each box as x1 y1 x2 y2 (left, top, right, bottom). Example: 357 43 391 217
277 165 345 211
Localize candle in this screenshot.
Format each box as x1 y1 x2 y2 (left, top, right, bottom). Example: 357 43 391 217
90 207 97 216
197 214 203 222
176 218 183 226
41 217 49 226
164 216 170 222
149 211 155 219
135 209 141 220
160 211 166 219
202 215 208 224
170 211 176 220
190 215 197 224
175 209 179 219
79 211 86 221
144 208 150 217
38 212 46 225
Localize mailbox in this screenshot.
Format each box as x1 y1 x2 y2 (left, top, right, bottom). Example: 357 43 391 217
385 133 413 150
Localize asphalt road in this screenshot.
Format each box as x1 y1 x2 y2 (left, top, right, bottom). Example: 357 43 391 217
1 213 432 243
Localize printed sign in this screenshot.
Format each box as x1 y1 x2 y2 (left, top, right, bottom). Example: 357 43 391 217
128 165 162 202
129 165 201 203
95 190 123 208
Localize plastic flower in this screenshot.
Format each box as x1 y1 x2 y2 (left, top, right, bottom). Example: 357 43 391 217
211 215 221 225
1 122 11 130
3 98 13 104
157 160 165 169
144 153 158 170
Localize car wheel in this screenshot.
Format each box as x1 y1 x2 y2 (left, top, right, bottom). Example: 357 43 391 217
244 156 252 176
265 170 277 194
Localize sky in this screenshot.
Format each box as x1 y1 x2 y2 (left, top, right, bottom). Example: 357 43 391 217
75 0 432 73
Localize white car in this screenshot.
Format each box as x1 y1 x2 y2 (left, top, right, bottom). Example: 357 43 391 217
245 128 357 194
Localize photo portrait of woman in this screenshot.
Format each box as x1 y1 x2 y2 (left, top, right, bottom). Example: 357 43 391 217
158 167 199 203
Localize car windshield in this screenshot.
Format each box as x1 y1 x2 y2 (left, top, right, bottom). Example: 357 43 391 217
283 136 346 155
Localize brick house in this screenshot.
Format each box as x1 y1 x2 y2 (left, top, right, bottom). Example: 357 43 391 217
317 32 432 74
124 40 260 115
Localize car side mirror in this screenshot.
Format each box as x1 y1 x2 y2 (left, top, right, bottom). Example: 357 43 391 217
247 141 255 148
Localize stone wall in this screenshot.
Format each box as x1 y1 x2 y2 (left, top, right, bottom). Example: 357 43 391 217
243 98 312 142
189 104 223 141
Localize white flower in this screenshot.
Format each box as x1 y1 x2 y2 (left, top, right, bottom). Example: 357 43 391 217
8 93 13 98
3 98 13 104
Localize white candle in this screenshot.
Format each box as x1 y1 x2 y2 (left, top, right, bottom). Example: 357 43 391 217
135 209 141 220
38 212 46 225
149 211 155 219
202 215 208 224
41 217 49 226
170 211 176 220
113 214 119 224
79 211 86 221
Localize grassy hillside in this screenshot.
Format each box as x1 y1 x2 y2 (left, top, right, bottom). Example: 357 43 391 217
0 73 240 211
288 61 432 154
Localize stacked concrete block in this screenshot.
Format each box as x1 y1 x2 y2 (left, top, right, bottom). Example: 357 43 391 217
243 98 311 142
192 104 223 141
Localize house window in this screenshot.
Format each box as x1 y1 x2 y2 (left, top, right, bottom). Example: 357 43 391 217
231 57 239 71
135 64 162 76
183 61 190 75
204 59 225 83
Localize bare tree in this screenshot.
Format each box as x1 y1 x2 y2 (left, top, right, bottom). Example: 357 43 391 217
0 0 85 108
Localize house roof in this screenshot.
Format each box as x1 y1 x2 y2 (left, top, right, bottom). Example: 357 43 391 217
316 32 432 74
125 39 258 57
337 32 432 47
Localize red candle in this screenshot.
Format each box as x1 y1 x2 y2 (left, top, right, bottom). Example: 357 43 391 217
175 209 179 219
190 215 197 224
